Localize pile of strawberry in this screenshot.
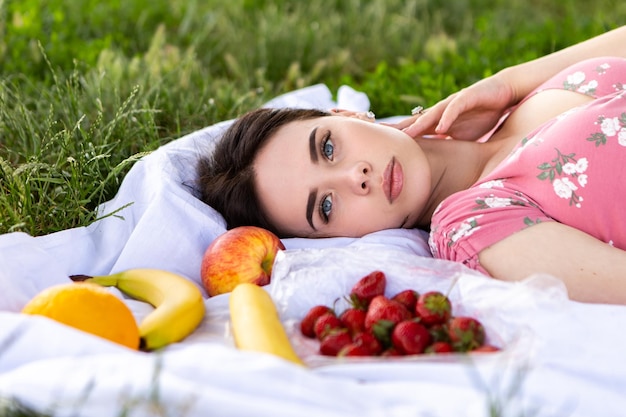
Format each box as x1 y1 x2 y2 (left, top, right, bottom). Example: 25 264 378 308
300 270 499 357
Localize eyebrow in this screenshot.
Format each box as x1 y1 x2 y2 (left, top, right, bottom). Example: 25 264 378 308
305 127 319 230
306 188 317 231
309 126 318 164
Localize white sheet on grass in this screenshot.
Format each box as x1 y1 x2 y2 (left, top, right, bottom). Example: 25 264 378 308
1 85 626 417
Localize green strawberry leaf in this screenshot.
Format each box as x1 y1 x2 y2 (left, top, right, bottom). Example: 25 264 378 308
372 319 395 348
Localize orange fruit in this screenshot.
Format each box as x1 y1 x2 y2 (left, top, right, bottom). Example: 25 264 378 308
22 282 140 350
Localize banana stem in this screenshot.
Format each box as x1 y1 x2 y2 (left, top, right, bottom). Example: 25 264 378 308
69 274 118 287
69 274 92 282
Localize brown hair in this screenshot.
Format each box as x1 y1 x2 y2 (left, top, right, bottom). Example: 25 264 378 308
196 107 330 237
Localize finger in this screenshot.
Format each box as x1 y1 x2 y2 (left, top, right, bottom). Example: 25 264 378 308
350 111 376 122
329 108 355 116
404 93 460 137
403 105 444 138
380 115 418 130
402 117 438 138
330 109 378 122
435 92 469 134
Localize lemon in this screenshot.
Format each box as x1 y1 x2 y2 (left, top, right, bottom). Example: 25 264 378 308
22 282 140 350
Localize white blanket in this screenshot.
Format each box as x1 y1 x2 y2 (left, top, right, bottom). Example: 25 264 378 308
1 85 626 417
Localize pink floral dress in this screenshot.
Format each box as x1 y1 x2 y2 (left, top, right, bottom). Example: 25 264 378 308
429 57 626 275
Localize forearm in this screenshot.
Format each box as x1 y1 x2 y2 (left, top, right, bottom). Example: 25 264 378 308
496 25 626 105
479 222 626 305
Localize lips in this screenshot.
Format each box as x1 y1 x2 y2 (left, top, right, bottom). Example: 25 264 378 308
383 157 403 203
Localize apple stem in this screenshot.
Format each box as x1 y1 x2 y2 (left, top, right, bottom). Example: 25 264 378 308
261 258 273 275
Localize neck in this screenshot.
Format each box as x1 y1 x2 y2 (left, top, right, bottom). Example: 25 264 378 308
413 138 498 228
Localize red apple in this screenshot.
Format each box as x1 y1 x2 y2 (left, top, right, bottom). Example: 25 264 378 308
201 226 285 296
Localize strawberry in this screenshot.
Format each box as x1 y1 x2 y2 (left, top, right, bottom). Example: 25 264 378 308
428 323 450 343
349 270 386 309
471 344 500 353
391 289 419 312
365 295 412 346
448 316 486 352
300 305 334 338
339 308 367 335
313 312 343 341
391 320 432 355
338 343 371 357
352 331 383 356
425 341 453 354
415 291 451 326
380 347 402 357
319 328 352 356
365 296 412 332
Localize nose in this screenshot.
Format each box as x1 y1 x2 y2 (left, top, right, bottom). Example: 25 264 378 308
348 162 371 195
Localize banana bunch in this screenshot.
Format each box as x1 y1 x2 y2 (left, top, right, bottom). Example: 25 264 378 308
71 268 205 351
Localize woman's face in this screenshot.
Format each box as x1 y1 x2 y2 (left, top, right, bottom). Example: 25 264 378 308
253 115 431 238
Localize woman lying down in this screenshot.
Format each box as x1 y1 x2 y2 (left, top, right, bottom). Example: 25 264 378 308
197 26 626 305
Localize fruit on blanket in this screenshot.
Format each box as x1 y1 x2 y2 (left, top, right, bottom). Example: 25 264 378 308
339 308 366 335
298 270 500 358
22 282 140 349
364 295 411 335
415 291 452 326
300 305 334 338
338 343 371 357
352 331 383 355
229 283 304 366
319 328 352 356
201 226 285 297
70 268 205 351
428 323 451 343
425 341 454 354
472 344 500 353
391 289 419 312
348 270 386 309
391 320 432 355
448 316 486 352
381 347 402 357
313 312 343 340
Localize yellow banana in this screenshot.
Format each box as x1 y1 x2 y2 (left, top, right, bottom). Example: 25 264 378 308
229 283 304 366
71 268 205 351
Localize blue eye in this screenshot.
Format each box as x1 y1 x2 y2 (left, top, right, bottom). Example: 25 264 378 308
320 194 332 222
321 134 334 160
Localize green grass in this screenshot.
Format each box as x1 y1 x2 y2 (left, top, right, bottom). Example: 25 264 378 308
0 0 625 236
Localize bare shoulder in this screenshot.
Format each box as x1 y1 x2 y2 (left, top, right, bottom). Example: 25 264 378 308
481 89 594 177
478 221 626 304
492 89 592 143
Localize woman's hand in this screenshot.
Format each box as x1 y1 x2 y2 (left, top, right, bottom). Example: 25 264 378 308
329 108 377 122
392 26 626 141
400 73 518 141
